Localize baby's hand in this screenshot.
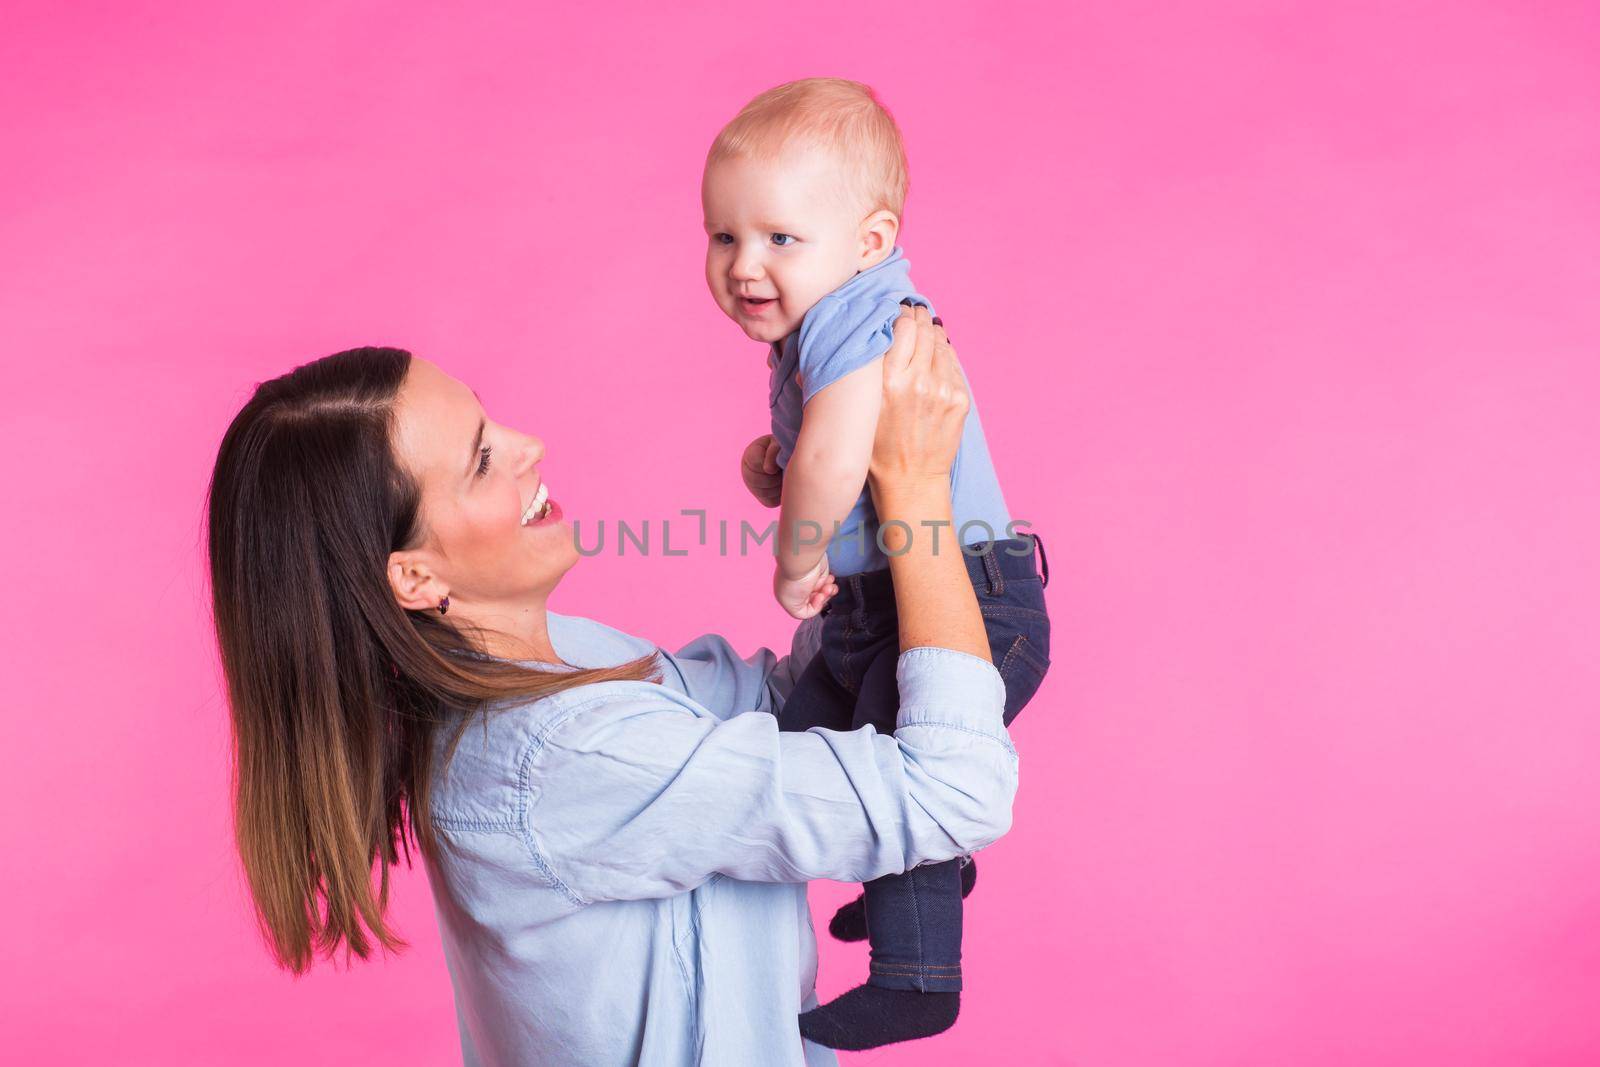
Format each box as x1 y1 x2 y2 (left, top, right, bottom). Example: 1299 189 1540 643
774 557 838 620
740 434 784 509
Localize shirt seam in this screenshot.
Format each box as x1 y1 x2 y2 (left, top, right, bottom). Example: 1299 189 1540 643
514 690 656 909
893 719 1019 757
898 646 1005 671
432 815 520 832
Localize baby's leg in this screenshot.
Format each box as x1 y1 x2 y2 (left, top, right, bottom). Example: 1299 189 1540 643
776 625 855 733
804 538 1054 1050
828 849 976 942
799 640 964 1050
854 648 965 996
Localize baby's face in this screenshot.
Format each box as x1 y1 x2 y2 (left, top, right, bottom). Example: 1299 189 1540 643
702 148 868 345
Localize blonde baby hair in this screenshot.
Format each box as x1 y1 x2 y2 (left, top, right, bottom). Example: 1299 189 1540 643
708 77 910 218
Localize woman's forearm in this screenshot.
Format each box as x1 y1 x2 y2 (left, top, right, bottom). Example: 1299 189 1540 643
526 649 1015 899
875 478 991 661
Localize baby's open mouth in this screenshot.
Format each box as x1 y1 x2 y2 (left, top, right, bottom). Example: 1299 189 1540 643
520 482 552 525
739 296 775 310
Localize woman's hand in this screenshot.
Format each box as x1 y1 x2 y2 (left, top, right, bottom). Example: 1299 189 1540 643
740 433 784 508
866 304 990 660
868 304 968 501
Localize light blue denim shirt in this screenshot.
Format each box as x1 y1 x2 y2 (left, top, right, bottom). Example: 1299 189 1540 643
423 611 1018 1066
767 246 1015 576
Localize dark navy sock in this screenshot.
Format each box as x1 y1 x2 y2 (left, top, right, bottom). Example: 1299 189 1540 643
828 857 978 943
799 985 961 1050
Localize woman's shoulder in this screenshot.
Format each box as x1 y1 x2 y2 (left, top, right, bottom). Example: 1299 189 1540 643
430 616 672 827
547 611 660 668
451 613 736 758
466 613 665 737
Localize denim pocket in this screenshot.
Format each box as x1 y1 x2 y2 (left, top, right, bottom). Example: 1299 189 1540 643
997 631 1050 724
979 594 1051 725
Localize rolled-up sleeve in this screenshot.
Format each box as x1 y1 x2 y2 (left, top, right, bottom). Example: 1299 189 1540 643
525 646 1017 904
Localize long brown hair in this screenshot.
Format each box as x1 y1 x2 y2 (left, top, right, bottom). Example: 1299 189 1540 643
206 347 656 973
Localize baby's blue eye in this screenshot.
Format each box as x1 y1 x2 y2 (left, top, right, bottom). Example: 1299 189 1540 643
712 233 734 245
771 233 795 246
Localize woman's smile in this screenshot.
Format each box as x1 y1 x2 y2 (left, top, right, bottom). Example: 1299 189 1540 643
520 481 553 525
523 495 562 528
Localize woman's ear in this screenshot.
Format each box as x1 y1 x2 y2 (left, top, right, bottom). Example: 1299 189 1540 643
857 210 900 270
388 551 445 612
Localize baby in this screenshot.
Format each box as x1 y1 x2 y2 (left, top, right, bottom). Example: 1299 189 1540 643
702 78 1054 1051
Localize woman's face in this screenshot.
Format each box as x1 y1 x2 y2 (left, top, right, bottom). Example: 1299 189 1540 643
387 357 575 622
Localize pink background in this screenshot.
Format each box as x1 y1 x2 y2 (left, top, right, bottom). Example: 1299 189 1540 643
3 2 1598 1064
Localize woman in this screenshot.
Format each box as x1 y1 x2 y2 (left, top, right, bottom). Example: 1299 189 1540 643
207 307 1021 1066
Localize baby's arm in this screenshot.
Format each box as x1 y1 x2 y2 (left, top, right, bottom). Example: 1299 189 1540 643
773 358 884 616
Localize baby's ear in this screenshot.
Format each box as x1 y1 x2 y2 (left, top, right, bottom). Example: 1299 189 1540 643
858 209 900 268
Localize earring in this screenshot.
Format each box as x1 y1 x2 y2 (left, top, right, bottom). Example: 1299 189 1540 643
438 596 450 615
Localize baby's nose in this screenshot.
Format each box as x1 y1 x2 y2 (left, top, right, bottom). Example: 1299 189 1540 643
731 251 763 279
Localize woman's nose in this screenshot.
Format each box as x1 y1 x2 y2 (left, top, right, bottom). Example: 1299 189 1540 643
516 436 545 472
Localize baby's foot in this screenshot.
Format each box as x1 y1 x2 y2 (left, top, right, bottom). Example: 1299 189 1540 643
827 858 978 942
800 986 960 1050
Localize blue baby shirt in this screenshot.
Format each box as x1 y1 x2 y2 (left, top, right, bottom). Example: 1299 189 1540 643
767 246 1014 577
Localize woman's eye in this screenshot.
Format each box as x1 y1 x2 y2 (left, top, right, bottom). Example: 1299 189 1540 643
771 233 795 246
475 445 492 478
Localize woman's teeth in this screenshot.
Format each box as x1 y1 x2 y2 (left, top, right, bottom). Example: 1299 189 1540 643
521 482 551 525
